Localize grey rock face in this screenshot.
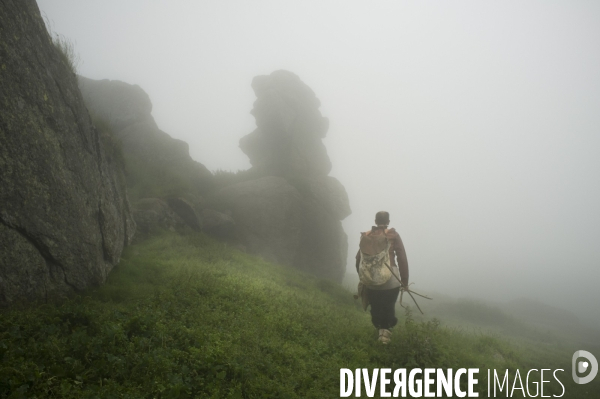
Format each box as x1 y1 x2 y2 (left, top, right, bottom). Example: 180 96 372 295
211 177 304 265
294 200 349 282
0 0 135 305
200 209 235 239
131 198 187 239
78 77 214 200
287 175 352 221
221 72 352 281
239 70 332 177
165 197 202 231
78 76 154 132
210 175 350 281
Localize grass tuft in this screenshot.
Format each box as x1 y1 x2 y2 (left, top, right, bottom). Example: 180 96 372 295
43 16 80 75
51 33 80 75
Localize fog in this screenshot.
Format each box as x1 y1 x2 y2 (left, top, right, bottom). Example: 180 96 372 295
37 1 600 326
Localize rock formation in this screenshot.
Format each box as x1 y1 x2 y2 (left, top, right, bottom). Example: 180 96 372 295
130 198 188 240
199 209 235 239
78 76 214 202
77 77 154 133
0 0 135 305
212 71 351 281
213 176 305 265
78 76 218 236
240 71 332 177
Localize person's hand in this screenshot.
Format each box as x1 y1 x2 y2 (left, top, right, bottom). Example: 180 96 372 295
401 284 410 292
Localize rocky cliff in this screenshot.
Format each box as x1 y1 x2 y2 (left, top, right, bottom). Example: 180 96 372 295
212 71 351 281
77 69 350 281
0 0 135 304
77 76 214 202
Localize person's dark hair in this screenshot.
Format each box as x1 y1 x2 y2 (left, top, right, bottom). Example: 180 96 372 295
375 211 390 226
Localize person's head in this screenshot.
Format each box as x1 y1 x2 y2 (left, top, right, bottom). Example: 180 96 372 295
375 211 390 226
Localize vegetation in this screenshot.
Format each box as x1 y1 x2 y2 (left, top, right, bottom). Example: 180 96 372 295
412 298 569 344
51 34 80 75
44 17 80 75
0 231 597 398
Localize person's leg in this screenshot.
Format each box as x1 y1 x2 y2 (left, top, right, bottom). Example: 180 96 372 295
367 288 400 344
367 287 400 329
379 288 400 329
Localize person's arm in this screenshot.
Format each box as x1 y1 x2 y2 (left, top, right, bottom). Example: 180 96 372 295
355 232 367 273
393 231 409 288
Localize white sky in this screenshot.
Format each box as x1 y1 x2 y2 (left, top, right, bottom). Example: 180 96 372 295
37 1 600 325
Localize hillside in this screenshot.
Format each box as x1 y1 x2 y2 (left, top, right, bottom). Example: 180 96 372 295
399 294 600 349
1 231 597 398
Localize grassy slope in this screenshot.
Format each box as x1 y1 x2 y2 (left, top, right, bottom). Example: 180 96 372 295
1 232 597 398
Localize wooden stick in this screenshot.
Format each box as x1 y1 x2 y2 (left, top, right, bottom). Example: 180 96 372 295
399 290 406 308
406 289 425 315
381 262 431 313
406 289 432 300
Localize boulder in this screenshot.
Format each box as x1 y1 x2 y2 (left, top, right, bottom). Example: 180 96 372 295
293 201 349 282
200 209 235 239
209 177 304 265
165 197 202 231
0 1 135 305
287 175 352 221
132 198 187 239
78 76 154 132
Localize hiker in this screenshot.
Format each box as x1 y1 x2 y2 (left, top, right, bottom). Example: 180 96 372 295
356 211 409 344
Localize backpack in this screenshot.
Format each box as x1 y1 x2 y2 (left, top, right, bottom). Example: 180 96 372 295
358 229 392 286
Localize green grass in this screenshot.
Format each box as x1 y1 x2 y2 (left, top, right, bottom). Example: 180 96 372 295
416 298 567 345
44 16 80 75
51 34 79 75
1 232 597 398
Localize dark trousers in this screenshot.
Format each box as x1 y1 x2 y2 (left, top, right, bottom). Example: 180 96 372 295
367 287 400 329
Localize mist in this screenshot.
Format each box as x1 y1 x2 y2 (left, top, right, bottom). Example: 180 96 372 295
37 1 600 326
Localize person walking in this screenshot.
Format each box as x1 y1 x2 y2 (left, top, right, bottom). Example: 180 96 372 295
356 211 409 344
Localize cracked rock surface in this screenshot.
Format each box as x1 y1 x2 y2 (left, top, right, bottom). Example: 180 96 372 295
0 0 135 305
